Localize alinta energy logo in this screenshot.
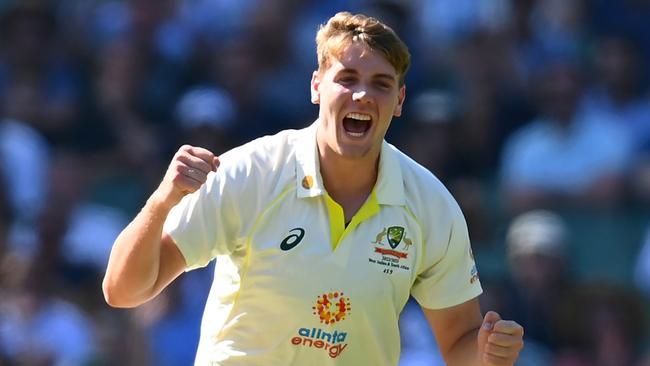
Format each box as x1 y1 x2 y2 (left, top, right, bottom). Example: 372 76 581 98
313 292 351 324
290 292 351 359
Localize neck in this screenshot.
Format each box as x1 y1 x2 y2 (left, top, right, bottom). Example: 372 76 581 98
318 144 380 220
321 154 378 194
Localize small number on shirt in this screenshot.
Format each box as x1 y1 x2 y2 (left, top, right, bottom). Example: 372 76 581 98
383 268 393 275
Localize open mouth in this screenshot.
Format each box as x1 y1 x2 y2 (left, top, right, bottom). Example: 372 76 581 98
342 112 372 138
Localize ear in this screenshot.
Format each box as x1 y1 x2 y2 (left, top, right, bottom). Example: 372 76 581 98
310 71 321 104
393 84 406 117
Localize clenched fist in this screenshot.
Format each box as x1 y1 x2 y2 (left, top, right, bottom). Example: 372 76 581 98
478 311 524 366
153 145 220 209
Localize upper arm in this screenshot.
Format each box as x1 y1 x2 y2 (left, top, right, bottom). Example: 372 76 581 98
421 297 483 358
149 233 188 298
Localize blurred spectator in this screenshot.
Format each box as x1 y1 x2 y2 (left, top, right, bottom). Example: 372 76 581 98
205 34 268 141
500 60 633 213
508 0 591 86
590 0 650 67
69 0 193 127
414 0 511 51
400 89 457 181
529 0 589 64
0 117 52 267
631 155 650 206
0 119 50 225
399 88 498 245
635 226 650 296
175 86 238 153
398 298 444 366
499 210 571 356
0 254 96 365
583 34 650 150
360 0 415 48
449 31 523 180
641 352 650 366
132 265 213 366
178 0 260 43
554 283 647 366
78 38 166 215
0 2 82 146
62 201 130 273
580 33 650 205
89 308 151 366
236 0 315 133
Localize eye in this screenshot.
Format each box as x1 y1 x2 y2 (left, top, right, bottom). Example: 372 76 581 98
374 81 392 89
337 76 357 85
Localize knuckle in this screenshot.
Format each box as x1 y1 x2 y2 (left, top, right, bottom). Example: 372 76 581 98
173 152 188 164
172 164 184 174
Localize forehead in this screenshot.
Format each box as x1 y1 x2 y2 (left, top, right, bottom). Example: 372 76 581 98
325 43 398 78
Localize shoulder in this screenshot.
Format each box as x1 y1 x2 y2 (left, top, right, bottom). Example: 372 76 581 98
217 128 300 178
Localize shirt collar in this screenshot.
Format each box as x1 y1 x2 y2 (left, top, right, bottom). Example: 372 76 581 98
376 141 406 206
294 121 405 206
295 121 325 198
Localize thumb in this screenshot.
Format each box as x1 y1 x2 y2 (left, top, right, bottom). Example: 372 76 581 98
212 156 220 171
477 311 501 351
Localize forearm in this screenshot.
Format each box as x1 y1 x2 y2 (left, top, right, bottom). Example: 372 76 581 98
102 145 217 307
444 327 481 366
102 191 174 307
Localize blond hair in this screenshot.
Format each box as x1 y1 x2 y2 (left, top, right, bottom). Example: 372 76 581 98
316 12 410 85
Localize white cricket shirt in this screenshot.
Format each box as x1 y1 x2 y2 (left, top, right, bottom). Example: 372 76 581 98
163 122 482 365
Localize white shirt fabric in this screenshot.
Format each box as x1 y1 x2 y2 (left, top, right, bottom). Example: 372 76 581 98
164 121 482 365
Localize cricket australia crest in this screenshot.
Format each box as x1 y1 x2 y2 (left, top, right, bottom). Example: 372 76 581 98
368 226 413 274
387 226 405 249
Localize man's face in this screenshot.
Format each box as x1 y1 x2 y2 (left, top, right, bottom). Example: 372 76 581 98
311 43 405 161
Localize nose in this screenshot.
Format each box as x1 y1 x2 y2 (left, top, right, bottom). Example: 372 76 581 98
352 90 370 102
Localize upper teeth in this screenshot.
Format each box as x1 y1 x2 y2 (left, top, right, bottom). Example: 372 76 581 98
346 112 371 121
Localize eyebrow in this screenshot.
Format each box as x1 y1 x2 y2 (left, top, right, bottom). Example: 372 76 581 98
338 68 397 82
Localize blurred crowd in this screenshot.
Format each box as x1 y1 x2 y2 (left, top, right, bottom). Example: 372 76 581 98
0 0 649 365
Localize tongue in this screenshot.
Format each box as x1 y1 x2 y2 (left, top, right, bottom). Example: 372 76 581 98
343 118 369 133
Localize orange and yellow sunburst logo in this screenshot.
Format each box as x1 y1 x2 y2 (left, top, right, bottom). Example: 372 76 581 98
312 292 351 325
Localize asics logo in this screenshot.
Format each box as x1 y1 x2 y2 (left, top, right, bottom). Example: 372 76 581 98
280 228 305 251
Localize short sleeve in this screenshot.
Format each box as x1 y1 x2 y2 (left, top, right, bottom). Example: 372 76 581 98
163 168 242 270
410 206 483 309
